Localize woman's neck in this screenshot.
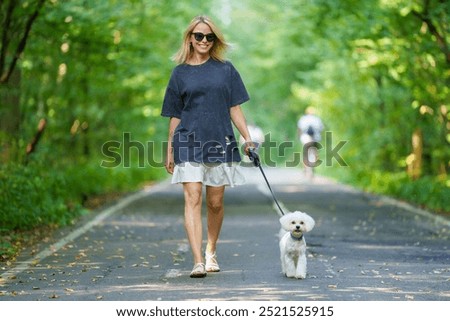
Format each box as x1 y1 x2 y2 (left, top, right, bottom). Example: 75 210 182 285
188 53 210 65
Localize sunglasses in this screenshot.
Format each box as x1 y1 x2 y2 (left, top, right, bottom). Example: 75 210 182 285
192 32 216 42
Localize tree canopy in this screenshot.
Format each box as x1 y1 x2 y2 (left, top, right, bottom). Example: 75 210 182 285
1 0 448 240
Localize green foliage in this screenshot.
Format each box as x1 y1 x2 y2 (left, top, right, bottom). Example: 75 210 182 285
63 160 166 201
0 162 82 231
0 0 448 259
327 168 449 213
225 0 449 212
0 157 165 234
0 0 194 246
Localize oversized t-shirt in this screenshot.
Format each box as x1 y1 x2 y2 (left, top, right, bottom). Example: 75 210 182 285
161 59 250 164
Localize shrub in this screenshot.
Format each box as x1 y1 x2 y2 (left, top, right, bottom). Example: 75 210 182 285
326 167 449 213
0 163 82 231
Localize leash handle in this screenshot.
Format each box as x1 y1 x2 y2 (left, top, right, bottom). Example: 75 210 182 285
248 148 285 216
247 147 260 167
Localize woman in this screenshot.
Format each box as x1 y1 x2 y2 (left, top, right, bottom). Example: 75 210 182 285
161 15 253 278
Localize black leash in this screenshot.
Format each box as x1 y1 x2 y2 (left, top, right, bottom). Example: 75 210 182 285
248 148 286 216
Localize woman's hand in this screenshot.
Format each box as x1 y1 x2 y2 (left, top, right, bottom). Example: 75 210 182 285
165 151 175 175
165 117 181 175
165 163 174 174
243 141 255 156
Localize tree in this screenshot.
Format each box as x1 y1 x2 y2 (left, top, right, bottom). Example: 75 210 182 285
0 0 46 84
0 0 46 162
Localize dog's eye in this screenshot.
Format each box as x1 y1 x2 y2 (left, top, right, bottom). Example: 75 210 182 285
300 221 304 225
291 221 296 225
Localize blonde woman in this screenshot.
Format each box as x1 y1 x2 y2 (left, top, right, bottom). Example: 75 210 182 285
161 15 253 278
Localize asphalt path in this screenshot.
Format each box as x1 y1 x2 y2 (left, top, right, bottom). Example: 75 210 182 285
0 167 449 301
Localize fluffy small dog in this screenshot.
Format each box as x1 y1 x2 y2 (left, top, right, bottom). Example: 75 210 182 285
279 211 315 279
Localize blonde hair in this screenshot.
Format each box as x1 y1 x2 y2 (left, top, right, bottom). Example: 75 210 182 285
172 15 229 64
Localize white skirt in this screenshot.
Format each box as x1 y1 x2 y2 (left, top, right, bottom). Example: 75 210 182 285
171 162 246 187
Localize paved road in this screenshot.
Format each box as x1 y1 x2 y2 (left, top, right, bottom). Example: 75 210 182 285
1 167 449 301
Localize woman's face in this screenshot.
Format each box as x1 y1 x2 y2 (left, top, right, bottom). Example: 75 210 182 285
190 22 215 57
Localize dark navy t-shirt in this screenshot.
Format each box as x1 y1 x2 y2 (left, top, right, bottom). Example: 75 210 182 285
161 59 250 164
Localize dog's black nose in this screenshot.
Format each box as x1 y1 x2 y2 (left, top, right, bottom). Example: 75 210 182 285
296 225 301 229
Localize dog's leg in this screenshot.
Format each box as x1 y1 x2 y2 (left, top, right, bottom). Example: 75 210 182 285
280 253 286 275
285 257 297 278
279 235 289 276
295 254 307 279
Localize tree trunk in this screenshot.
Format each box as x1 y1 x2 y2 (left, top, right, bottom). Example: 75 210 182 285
0 69 21 163
407 129 423 180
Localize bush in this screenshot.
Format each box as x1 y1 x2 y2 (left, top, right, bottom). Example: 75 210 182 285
393 175 449 213
62 160 166 201
326 167 449 213
0 163 82 231
0 158 166 234
0 158 166 260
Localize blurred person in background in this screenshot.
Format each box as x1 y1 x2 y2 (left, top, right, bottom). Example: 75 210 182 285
297 106 324 179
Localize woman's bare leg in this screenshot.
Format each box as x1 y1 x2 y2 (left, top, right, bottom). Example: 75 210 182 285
183 182 204 264
205 185 225 254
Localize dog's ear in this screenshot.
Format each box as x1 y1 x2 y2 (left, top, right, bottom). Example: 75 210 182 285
279 214 292 230
302 214 315 232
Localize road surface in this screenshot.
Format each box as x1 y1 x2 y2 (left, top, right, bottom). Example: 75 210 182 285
0 167 449 301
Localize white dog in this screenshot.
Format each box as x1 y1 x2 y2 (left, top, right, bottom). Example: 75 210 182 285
279 211 315 279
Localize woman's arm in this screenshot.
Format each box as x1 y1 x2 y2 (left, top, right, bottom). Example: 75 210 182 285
165 117 181 174
230 105 254 154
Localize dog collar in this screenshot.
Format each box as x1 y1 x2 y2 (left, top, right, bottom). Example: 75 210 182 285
290 232 303 241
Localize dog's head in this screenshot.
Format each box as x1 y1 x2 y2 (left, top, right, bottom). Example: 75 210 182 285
279 211 315 234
